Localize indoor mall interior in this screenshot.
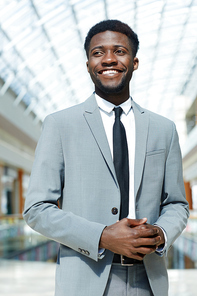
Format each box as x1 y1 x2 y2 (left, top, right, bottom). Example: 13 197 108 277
0 0 197 295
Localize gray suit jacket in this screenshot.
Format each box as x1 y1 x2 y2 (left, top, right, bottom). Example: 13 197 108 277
23 94 189 296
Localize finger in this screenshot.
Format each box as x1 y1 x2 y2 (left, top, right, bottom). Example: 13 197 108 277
134 224 158 234
129 253 145 261
126 217 147 227
130 227 159 239
134 246 157 255
120 249 145 260
131 236 161 248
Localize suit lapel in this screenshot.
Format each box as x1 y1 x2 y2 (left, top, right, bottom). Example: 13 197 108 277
83 94 118 186
133 101 149 199
83 95 149 195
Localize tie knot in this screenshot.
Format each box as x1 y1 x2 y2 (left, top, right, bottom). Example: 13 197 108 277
114 107 123 119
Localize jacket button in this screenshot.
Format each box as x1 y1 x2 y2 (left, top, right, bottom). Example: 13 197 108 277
111 207 118 215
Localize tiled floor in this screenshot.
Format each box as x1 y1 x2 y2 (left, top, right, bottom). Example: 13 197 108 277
0 260 196 296
0 260 55 296
168 269 196 296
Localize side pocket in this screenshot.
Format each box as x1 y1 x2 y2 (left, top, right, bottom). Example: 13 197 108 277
146 149 166 157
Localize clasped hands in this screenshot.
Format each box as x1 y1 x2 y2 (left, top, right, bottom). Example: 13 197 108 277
99 218 165 261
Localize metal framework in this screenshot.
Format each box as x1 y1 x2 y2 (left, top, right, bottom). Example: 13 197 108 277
0 0 197 122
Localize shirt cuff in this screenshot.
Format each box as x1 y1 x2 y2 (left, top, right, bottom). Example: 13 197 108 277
98 248 105 259
154 225 167 256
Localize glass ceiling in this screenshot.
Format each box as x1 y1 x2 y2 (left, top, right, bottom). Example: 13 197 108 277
0 0 197 123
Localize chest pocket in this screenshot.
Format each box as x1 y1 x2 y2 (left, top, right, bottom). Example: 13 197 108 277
144 149 166 181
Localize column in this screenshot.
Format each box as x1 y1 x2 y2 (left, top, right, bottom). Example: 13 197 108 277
18 169 23 215
184 181 193 210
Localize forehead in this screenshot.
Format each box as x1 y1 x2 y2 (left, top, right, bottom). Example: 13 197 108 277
89 30 132 51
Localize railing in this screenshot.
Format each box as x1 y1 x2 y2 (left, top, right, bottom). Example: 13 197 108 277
169 213 197 269
0 215 58 261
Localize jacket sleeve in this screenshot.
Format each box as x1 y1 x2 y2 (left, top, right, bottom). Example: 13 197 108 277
23 115 106 262
155 122 189 254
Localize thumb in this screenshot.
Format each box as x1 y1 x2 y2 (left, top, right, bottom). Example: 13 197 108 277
126 217 147 227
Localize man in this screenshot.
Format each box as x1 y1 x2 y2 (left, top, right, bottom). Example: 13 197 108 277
23 20 189 296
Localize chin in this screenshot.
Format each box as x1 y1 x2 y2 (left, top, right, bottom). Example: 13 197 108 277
97 80 126 94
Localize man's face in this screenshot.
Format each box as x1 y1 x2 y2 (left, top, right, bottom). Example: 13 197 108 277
86 30 139 101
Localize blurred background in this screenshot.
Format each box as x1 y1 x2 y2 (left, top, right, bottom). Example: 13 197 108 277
0 0 197 295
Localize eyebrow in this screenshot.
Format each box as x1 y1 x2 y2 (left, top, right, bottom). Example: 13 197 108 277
90 45 129 53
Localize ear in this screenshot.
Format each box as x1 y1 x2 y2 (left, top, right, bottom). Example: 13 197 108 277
133 57 139 71
86 61 89 73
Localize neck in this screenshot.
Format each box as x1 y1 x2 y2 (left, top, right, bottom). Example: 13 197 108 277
95 88 130 106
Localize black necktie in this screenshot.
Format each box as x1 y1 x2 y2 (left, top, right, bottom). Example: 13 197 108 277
113 107 129 219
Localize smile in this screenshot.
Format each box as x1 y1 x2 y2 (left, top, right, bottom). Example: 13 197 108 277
98 69 123 75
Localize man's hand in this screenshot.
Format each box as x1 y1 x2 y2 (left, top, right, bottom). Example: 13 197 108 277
99 218 162 260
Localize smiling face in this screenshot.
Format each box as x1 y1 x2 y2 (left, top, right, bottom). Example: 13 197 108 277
86 30 139 105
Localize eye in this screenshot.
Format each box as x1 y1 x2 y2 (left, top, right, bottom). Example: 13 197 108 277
116 49 126 55
92 50 103 56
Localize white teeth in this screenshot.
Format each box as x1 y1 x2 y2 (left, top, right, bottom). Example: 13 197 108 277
102 70 118 74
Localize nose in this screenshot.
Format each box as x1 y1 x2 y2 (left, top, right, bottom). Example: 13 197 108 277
101 50 118 66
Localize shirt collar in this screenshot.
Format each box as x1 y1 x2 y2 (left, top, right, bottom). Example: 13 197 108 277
95 93 132 115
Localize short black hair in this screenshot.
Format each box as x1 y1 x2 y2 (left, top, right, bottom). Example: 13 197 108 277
84 19 139 58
